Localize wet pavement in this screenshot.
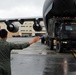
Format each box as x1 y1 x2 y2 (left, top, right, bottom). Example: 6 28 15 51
11 54 76 75
7 37 76 75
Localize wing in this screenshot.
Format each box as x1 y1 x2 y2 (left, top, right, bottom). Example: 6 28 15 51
0 17 43 32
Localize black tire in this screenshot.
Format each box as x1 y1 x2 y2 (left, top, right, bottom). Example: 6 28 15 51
56 41 62 53
41 37 45 44
49 39 53 50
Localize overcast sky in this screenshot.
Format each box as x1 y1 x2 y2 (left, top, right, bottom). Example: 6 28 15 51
0 0 45 19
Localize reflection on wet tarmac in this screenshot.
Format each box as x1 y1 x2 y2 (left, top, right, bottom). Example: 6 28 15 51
11 54 76 75
8 37 76 75
43 55 76 75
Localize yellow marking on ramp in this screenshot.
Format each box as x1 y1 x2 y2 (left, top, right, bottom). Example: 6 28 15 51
70 50 76 58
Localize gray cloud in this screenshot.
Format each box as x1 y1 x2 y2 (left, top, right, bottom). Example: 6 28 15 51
0 0 45 18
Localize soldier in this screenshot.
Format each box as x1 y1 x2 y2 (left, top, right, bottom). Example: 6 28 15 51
0 29 40 75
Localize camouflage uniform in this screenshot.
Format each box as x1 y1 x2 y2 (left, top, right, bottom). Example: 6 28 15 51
0 39 30 75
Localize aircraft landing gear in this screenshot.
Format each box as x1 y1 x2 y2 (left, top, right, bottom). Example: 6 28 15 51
41 37 45 44
56 41 63 53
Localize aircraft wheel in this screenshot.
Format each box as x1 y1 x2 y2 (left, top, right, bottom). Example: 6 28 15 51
41 37 45 44
49 40 54 50
56 41 62 53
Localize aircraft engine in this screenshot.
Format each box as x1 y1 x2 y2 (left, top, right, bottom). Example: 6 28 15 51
33 20 42 31
7 23 19 33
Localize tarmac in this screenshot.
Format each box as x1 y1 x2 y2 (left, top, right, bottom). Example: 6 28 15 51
7 37 76 75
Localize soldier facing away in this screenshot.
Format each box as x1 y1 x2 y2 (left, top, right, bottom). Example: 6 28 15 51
0 29 40 75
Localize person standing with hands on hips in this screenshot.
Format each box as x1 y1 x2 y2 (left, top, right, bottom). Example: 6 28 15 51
0 29 40 75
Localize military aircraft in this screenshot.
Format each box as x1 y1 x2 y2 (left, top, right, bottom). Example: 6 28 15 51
0 17 43 33
42 0 76 52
